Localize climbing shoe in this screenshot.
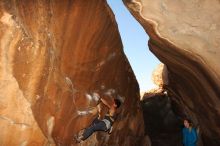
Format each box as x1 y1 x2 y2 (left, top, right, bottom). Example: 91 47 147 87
74 134 83 143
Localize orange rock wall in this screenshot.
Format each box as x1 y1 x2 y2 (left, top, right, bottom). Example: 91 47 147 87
0 0 144 146
124 0 220 145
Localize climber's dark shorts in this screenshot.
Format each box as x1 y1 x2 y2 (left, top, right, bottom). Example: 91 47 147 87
82 118 108 140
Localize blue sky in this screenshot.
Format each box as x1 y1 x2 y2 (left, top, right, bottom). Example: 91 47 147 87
107 0 160 93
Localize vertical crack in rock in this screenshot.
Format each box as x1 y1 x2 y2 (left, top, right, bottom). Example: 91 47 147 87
47 116 55 144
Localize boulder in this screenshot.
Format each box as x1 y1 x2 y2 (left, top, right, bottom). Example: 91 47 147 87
0 0 145 145
124 0 220 145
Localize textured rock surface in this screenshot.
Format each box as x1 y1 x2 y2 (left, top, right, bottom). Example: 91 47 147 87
0 0 145 146
151 63 168 87
142 94 182 146
124 0 220 145
142 63 168 99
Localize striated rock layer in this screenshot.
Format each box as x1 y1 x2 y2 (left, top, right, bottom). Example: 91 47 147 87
0 0 145 146
124 0 220 145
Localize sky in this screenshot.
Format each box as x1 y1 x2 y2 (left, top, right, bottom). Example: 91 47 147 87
107 0 160 93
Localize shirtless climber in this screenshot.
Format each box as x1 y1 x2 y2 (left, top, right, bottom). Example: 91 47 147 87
74 97 121 143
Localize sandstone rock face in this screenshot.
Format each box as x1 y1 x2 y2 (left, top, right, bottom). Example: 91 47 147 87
151 63 168 87
0 0 145 146
142 63 168 99
124 0 220 145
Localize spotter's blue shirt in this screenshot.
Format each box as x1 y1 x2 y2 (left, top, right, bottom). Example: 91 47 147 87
182 127 197 146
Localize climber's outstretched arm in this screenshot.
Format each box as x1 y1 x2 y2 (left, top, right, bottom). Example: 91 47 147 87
100 97 111 108
89 107 97 115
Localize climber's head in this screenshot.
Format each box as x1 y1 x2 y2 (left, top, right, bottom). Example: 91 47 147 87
113 98 121 108
184 118 193 128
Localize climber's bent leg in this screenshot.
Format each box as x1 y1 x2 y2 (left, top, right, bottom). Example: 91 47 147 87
91 117 100 125
81 120 107 140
